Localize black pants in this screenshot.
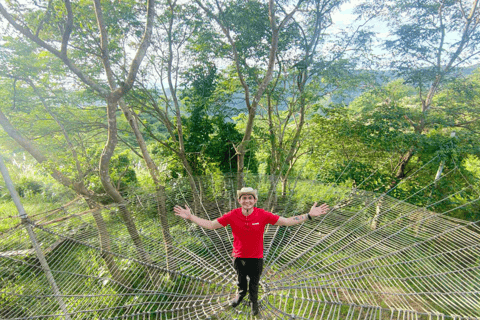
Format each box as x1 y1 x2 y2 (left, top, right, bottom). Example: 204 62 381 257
233 258 264 303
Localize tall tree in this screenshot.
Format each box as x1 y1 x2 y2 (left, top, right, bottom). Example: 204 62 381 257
313 75 480 221
124 1 207 212
259 0 373 208
194 0 313 188
358 0 480 181
0 0 156 266
0 75 129 284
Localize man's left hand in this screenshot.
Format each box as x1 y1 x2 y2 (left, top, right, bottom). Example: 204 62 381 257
309 202 329 217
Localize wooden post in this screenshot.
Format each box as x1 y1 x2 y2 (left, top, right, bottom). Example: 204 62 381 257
0 153 71 320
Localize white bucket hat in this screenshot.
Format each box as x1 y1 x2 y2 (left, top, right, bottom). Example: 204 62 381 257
237 187 258 199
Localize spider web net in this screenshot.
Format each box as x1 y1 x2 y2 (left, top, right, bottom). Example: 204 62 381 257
1 169 479 320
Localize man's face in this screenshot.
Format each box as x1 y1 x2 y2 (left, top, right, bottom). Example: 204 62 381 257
238 194 257 210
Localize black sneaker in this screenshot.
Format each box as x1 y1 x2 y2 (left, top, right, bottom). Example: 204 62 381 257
231 295 244 308
251 301 259 315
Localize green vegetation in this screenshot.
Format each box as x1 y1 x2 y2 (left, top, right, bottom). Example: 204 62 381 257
0 0 479 318
1 0 479 221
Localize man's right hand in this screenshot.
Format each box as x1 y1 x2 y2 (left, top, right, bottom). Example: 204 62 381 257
174 205 191 220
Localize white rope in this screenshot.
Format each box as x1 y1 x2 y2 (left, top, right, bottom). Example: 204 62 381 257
0 170 479 319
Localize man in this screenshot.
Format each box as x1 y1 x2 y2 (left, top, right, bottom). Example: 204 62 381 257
174 187 329 316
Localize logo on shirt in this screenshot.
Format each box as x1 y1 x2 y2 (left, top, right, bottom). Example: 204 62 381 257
252 222 259 225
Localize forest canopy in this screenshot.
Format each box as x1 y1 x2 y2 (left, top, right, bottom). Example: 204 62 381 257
0 0 479 222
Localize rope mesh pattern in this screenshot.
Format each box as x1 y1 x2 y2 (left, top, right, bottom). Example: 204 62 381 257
0 173 479 320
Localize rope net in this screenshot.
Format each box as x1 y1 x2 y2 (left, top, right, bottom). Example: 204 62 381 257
0 171 479 319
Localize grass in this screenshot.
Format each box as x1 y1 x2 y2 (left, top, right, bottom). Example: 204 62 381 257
0 194 72 233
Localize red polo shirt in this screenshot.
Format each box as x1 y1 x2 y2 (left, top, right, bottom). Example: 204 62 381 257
217 207 280 258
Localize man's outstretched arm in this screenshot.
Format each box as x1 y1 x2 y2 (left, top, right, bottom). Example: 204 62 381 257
275 202 329 227
174 205 223 230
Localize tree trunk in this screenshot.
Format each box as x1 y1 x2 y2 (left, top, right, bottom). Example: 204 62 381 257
100 98 152 265
155 185 175 269
281 176 288 197
118 99 175 270
181 155 202 213
395 148 414 180
84 197 128 285
236 155 245 190
265 175 278 212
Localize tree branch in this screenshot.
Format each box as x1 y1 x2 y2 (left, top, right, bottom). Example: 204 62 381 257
115 0 156 99
0 3 109 97
61 0 73 55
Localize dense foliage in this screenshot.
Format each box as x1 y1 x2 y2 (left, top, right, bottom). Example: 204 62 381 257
0 0 479 223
